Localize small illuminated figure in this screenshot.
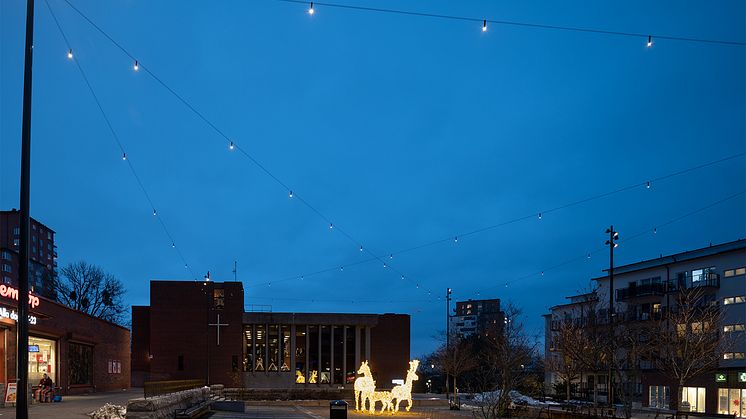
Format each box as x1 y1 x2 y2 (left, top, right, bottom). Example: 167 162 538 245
295 370 305 383
354 361 375 411
391 360 419 412
370 390 394 413
255 356 264 371
309 370 318 384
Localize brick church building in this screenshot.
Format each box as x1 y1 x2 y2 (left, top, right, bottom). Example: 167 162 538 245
131 280 410 389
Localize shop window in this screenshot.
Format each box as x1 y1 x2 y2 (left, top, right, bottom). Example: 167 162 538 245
295 325 306 382
108 360 122 374
29 337 56 384
649 385 670 409
213 289 225 309
280 325 290 372
718 388 746 417
682 387 706 413
68 342 93 385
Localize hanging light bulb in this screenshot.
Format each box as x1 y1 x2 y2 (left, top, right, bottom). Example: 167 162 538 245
122 152 127 160
401 275 405 280
329 223 333 230
133 60 139 71
646 181 651 189
67 49 73 59
289 190 293 198
301 275 304 280
647 35 653 48
653 228 657 234
454 236 458 243
383 263 387 268
308 2 314 14
340 266 344 271
482 19 487 32
541 271 544 277
538 212 542 220
229 141 235 150
614 242 619 248
587 253 591 259
171 242 175 248
359 245 363 252
152 209 157 216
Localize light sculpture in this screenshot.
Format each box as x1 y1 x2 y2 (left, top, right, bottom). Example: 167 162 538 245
354 361 375 411
295 371 305 383
308 370 318 384
353 359 420 414
391 360 419 412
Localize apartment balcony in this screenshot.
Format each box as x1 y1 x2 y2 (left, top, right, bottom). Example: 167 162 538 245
616 283 666 301
671 273 720 291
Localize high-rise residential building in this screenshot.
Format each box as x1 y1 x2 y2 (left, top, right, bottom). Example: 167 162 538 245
545 239 746 416
450 298 504 337
0 209 58 300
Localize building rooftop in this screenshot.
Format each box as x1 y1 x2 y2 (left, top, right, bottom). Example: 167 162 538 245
592 238 745 281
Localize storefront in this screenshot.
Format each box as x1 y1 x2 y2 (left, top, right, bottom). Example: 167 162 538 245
0 285 130 395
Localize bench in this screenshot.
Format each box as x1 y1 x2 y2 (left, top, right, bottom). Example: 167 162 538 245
174 399 212 419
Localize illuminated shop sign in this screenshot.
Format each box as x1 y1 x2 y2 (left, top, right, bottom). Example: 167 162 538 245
0 306 37 325
739 372 746 383
715 373 727 383
29 345 39 352
0 285 40 308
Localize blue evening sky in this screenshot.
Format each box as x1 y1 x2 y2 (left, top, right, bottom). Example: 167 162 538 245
1 0 744 356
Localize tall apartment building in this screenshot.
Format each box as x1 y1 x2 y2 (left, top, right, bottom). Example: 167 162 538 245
0 209 58 300
545 239 746 416
450 298 504 337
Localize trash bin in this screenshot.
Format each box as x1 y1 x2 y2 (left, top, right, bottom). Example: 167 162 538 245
330 400 348 419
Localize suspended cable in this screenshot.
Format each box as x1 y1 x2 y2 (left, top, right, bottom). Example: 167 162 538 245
59 0 429 295
275 0 745 47
45 0 196 279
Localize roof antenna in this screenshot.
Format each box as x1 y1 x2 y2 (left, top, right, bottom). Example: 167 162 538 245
232 260 237 281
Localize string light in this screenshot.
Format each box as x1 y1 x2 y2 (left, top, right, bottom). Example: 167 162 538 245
482 19 487 32
538 212 542 220
647 35 653 48
133 60 139 71
122 152 127 160
389 254 393 259
308 1 314 14
67 48 73 59
172 242 175 248
360 245 364 252
329 223 334 229
340 266 344 271
383 263 387 268
646 181 651 189
653 228 657 234
152 209 157 216
229 141 235 150
454 236 458 243
289 190 293 198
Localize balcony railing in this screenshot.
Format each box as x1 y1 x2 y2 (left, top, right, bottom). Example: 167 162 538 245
615 273 720 301
616 283 666 301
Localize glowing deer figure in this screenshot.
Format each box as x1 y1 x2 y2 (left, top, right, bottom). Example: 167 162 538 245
391 360 419 412
354 361 376 411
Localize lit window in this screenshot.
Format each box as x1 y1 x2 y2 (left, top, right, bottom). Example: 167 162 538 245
725 267 746 277
681 387 706 413
723 352 745 360
13 239 19 247
1 251 11 260
724 296 746 305
723 324 745 333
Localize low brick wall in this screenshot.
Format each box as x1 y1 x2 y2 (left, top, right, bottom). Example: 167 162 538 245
223 387 353 401
125 387 210 419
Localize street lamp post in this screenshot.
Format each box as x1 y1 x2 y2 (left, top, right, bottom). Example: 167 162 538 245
445 288 452 400
605 226 619 408
17 0 36 418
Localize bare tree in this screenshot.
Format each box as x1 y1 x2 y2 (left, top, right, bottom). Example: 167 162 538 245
547 321 584 402
56 261 127 324
432 333 477 401
473 304 537 419
651 286 730 410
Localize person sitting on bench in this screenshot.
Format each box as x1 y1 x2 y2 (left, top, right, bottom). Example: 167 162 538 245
36 373 54 403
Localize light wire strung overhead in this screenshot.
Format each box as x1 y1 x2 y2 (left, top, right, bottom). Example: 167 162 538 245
55 0 427 294
276 0 746 47
250 152 745 288
44 0 197 279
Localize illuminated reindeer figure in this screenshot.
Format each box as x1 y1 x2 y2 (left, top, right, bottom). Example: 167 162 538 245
354 361 375 411
391 360 419 412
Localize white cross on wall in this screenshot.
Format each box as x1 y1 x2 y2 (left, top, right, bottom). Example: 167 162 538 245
208 314 229 346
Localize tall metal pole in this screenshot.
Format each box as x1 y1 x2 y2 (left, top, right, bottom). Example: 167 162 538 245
445 288 451 400
605 226 617 409
17 0 35 417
